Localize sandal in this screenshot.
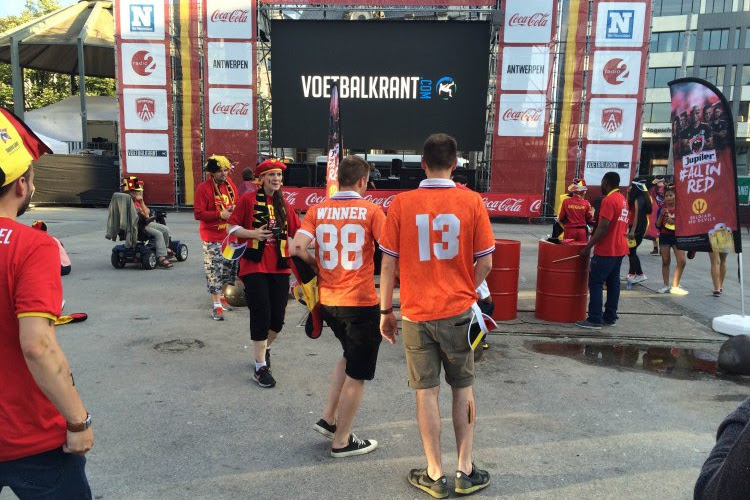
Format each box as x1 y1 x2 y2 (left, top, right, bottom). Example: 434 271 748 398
158 257 173 268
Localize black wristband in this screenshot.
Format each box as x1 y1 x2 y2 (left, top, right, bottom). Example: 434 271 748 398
380 307 393 315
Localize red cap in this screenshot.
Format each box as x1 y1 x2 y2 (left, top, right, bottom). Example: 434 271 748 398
254 159 286 178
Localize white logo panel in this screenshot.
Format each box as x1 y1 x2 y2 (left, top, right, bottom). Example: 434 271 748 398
207 42 253 85
123 88 168 130
583 143 633 186
586 98 637 142
206 0 254 40
501 46 550 92
497 93 545 137
503 0 554 44
591 50 642 95
118 0 165 40
125 133 170 174
120 43 166 86
594 2 646 48
208 88 254 130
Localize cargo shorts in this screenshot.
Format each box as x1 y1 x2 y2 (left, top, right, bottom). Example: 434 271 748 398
401 307 474 389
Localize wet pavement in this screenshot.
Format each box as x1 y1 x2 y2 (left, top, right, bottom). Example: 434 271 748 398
2 208 749 500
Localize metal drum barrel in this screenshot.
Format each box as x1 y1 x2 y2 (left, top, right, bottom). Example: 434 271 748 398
535 241 588 323
485 239 521 321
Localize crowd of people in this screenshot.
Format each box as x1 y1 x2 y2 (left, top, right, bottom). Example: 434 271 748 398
0 117 743 499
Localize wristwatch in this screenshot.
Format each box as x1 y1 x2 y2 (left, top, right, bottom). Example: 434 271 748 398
380 307 393 315
67 413 92 432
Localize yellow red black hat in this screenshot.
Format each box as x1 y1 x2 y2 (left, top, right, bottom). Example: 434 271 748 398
205 155 233 173
0 106 52 187
121 176 144 192
31 220 47 231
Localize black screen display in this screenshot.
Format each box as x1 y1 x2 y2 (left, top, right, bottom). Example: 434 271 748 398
271 20 490 150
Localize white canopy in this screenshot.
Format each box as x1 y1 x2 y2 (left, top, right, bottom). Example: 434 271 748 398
24 95 118 143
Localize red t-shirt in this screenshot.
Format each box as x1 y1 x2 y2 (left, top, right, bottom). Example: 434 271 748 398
559 196 592 228
228 190 301 276
594 190 629 257
193 178 238 242
0 218 65 462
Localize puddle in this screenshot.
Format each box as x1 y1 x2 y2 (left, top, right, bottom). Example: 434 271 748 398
527 341 749 383
154 339 205 353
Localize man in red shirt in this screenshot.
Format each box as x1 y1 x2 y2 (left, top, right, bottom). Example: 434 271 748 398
193 155 239 320
577 172 629 329
0 110 93 498
291 155 385 458
558 181 593 243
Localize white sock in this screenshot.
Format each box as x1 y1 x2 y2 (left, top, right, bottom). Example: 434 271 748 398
213 302 222 309
255 361 267 371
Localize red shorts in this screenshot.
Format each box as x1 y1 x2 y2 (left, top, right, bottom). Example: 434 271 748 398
565 227 587 243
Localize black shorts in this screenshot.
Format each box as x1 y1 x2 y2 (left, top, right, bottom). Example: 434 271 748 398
659 233 677 247
321 305 381 381
242 273 290 341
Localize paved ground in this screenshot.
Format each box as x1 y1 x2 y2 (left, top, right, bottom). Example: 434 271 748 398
2 207 749 500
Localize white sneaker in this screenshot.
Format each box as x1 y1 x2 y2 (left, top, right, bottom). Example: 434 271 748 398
632 274 648 284
657 286 671 294
625 273 635 282
670 286 689 296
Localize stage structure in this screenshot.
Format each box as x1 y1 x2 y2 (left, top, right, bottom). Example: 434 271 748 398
113 0 651 218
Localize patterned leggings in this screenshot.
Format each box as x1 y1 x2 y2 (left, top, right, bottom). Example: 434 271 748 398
202 241 238 295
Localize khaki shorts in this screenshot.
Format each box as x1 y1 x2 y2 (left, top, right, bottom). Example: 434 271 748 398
402 308 474 389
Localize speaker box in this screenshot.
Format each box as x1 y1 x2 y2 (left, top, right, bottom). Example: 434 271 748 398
400 168 426 189
283 164 311 187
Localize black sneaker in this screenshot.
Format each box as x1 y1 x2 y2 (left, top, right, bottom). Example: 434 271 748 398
254 366 275 388
603 320 617 327
330 433 378 458
265 348 271 370
575 320 602 330
455 464 490 495
314 419 336 440
408 468 449 499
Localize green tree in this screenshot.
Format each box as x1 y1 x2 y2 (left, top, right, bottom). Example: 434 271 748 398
0 0 115 111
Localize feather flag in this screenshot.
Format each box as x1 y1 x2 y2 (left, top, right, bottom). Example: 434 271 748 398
325 84 342 199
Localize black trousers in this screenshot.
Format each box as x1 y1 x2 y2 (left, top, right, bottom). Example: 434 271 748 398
628 233 644 275
242 273 290 341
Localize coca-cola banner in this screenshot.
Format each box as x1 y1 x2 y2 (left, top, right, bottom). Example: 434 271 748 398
490 0 556 196
669 78 741 254
283 187 542 217
581 0 651 190
203 0 257 188
115 0 175 204
262 0 494 5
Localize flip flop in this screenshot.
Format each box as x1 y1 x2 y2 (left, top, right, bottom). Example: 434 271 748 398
158 257 173 268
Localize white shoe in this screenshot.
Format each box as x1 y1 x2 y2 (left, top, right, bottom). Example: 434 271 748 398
625 273 635 282
632 274 648 284
670 286 689 296
657 286 671 294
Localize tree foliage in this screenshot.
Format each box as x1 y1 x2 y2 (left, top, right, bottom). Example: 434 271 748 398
0 0 115 111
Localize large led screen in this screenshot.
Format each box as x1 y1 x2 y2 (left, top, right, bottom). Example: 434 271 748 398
271 20 491 150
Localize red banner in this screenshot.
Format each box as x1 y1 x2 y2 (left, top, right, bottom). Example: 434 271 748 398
491 0 557 196
669 78 741 253
283 187 541 217
202 0 258 189
261 0 494 5
115 0 175 205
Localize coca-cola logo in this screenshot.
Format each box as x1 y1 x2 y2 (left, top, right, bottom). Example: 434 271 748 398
283 191 298 206
502 108 542 122
483 197 524 213
363 194 395 209
305 193 327 206
131 50 156 77
210 9 249 23
212 102 250 115
508 12 550 27
529 199 542 214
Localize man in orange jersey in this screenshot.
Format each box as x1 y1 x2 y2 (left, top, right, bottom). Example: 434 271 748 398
291 155 385 458
379 134 495 498
558 180 593 243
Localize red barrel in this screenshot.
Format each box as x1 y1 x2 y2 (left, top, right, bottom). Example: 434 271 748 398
485 239 521 321
535 241 589 323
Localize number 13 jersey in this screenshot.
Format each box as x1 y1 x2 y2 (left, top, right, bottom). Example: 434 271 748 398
299 191 386 307
379 179 495 322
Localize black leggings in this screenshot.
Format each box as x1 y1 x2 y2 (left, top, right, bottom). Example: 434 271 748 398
628 233 644 275
242 273 290 341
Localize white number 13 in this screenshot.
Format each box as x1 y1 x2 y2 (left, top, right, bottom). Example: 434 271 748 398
416 213 460 261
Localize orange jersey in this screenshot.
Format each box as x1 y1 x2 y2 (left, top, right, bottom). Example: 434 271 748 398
299 192 386 307
379 179 495 322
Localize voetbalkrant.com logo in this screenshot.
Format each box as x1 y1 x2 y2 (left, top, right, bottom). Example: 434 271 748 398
300 74 456 101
